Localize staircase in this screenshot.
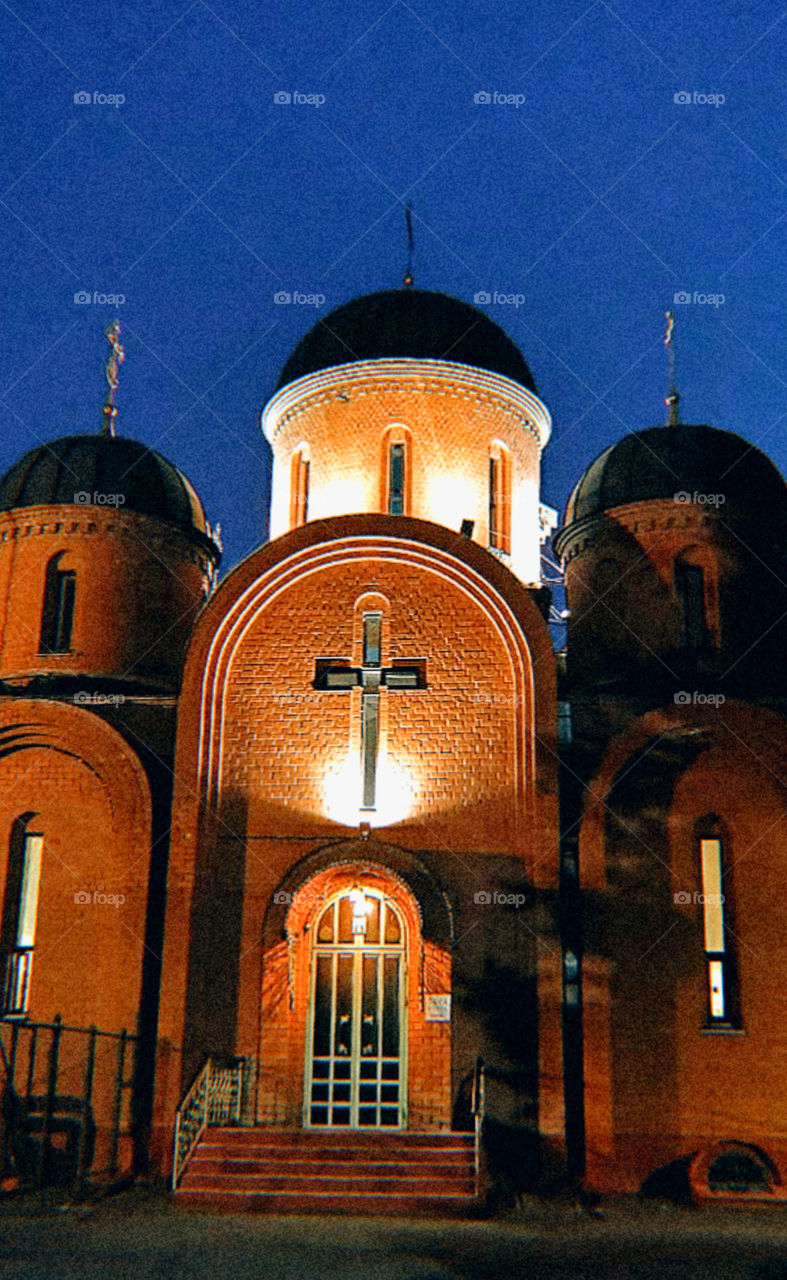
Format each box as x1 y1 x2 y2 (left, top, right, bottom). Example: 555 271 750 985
174 1128 480 1215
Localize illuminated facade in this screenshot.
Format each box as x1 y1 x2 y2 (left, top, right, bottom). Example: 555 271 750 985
0 290 786 1209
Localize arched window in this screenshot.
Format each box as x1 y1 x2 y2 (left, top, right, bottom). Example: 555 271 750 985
1 817 43 1016
696 820 739 1026
489 442 511 554
40 553 76 654
381 426 411 516
289 446 310 528
675 554 708 651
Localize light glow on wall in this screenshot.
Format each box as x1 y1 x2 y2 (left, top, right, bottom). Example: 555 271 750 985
323 750 415 827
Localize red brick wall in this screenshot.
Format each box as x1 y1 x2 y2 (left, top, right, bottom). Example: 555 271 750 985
580 703 787 1190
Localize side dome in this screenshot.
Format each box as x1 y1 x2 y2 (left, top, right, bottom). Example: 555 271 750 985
275 288 538 393
562 424 787 529
0 434 212 546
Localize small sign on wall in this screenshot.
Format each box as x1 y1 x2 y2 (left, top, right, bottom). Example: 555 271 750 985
425 994 451 1022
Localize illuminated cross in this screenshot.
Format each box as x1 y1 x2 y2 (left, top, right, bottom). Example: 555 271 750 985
314 613 426 810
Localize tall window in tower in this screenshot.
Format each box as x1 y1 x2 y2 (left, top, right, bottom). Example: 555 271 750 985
40 553 76 654
698 829 738 1025
676 560 707 650
388 444 405 515
2 819 43 1016
488 443 511 553
290 447 310 528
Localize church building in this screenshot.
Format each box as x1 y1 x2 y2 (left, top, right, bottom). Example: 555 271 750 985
0 288 784 1210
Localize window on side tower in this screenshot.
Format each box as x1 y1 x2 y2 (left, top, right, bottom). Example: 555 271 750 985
489 443 511 554
698 831 739 1027
289 447 310 528
2 821 44 1016
40 553 76 654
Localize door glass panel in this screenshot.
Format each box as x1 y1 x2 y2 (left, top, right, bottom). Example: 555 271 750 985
382 955 400 1058
335 954 353 1057
313 955 332 1057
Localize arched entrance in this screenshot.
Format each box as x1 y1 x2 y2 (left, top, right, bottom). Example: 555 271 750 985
305 888 406 1129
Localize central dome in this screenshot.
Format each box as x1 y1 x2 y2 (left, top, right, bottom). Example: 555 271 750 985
275 288 538 393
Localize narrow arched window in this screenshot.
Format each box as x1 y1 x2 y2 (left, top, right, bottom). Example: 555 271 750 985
290 447 310 528
2 817 43 1016
40 553 76 654
675 559 707 650
381 426 411 516
489 442 511 554
697 824 739 1026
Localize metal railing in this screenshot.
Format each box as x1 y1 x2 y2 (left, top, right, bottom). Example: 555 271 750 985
0 1014 136 1190
172 1057 247 1189
471 1055 486 1199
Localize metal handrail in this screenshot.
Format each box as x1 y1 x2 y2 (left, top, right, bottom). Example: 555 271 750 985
471 1055 486 1196
172 1058 211 1190
172 1056 248 1189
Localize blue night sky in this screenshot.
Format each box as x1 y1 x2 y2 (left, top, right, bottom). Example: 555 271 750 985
1 0 785 575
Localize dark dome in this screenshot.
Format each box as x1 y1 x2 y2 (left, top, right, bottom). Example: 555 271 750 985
562 424 787 527
0 434 212 543
276 289 538 393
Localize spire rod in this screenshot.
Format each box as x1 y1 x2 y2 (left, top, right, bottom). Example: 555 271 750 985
403 201 414 288
664 308 680 426
101 319 124 437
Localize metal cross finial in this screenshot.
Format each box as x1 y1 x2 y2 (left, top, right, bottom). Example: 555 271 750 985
403 201 414 288
101 319 125 437
664 308 680 427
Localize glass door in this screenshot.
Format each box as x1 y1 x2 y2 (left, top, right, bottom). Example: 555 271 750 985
306 889 405 1128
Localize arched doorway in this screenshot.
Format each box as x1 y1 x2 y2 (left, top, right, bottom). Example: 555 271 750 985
305 887 406 1129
